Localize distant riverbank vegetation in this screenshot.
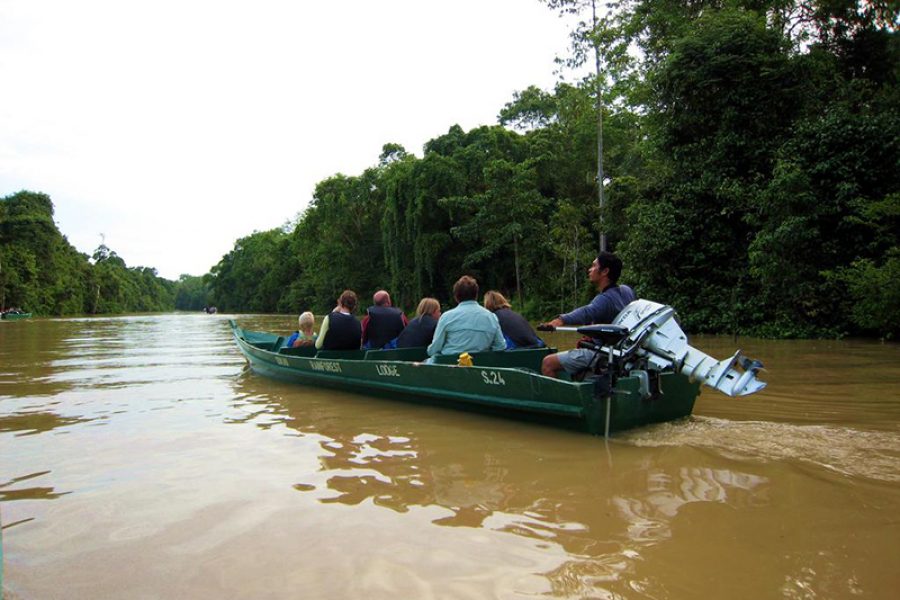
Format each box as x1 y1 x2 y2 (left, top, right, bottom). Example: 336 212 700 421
0 190 200 315
2 1 897 338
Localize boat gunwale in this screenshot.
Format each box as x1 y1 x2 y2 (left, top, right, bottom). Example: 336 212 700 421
231 322 591 417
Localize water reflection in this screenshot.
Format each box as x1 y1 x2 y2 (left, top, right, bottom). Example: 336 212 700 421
0 471 70 503
231 370 776 594
613 467 768 543
0 411 100 436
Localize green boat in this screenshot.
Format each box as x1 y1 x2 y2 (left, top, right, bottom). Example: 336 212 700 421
1 311 32 321
230 300 766 436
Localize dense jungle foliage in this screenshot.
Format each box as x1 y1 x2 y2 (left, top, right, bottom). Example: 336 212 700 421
0 191 185 315
205 1 898 338
2 1 897 338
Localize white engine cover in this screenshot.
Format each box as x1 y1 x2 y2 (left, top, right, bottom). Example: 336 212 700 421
613 300 766 397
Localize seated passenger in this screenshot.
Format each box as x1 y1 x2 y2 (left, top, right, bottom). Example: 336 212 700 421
285 311 317 347
427 276 505 361
315 290 362 351
483 291 545 350
361 290 408 350
396 297 441 348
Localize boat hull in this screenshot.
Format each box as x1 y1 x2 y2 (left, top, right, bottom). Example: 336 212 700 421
1 312 32 321
231 321 699 435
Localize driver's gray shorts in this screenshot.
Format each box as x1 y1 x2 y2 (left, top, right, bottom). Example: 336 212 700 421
556 348 598 374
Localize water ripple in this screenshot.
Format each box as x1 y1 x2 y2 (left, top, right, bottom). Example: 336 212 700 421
623 417 900 482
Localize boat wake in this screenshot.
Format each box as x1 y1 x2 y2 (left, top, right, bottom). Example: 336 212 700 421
621 417 900 483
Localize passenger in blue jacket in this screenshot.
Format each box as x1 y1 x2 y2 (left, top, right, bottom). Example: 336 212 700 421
396 297 441 348
483 291 544 350
540 251 636 378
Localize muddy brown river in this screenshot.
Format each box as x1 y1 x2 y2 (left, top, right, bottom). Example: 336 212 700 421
2 314 898 599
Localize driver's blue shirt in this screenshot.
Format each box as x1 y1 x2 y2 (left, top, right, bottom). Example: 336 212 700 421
560 284 636 325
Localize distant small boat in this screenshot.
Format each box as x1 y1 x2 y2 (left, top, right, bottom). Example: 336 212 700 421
1 311 32 321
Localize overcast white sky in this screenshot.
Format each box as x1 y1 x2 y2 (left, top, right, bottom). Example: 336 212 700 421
0 0 577 280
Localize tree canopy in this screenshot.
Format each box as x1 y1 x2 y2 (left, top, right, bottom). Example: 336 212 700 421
4 1 897 338
206 0 897 338
0 191 182 315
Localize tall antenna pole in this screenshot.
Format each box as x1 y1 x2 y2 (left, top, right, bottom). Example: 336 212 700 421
592 0 607 253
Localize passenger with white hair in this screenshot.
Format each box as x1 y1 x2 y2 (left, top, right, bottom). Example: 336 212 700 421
285 311 317 348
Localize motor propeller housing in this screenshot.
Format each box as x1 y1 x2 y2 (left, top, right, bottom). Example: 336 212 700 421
582 299 767 397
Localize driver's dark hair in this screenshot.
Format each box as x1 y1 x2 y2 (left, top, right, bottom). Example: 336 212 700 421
597 251 623 283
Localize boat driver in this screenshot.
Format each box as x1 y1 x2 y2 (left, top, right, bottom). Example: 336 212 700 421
540 251 636 378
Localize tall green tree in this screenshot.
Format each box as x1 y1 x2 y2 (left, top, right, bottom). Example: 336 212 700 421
206 229 291 313
540 0 643 252
750 106 900 336
2 191 93 314
620 8 805 331
290 169 387 312
174 274 211 311
441 159 550 306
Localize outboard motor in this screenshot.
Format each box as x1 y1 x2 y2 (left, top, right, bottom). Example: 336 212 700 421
578 299 766 397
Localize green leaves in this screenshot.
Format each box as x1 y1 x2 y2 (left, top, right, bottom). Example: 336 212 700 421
1 190 177 315
206 228 295 313
499 86 558 131
829 248 900 338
